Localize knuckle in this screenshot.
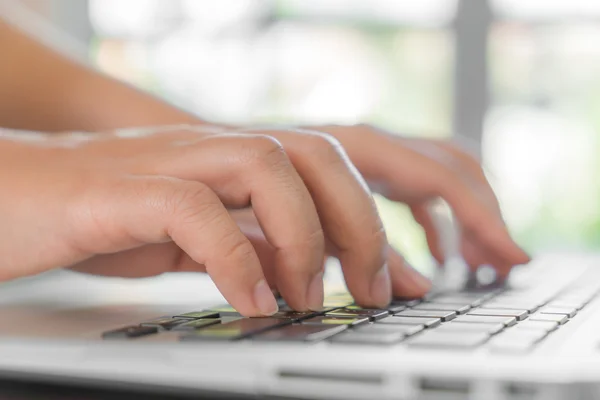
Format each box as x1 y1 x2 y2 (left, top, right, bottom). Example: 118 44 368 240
243 135 288 166
166 181 223 226
303 132 346 165
306 226 326 252
224 234 256 264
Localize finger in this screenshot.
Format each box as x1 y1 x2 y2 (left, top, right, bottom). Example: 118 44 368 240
136 134 325 311
322 128 528 267
404 140 528 274
461 237 512 280
413 138 503 217
379 144 529 266
231 209 279 290
239 128 390 308
386 246 431 298
73 176 278 317
410 204 445 265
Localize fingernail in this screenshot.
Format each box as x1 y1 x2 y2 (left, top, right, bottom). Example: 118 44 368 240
370 265 392 307
254 280 279 316
307 272 324 311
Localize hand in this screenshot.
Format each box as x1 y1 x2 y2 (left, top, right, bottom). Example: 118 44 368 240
0 126 394 316
306 124 530 279
228 124 529 288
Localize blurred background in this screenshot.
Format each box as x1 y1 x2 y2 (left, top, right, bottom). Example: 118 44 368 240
5 0 600 273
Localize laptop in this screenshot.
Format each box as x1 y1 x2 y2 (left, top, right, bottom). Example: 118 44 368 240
0 252 599 400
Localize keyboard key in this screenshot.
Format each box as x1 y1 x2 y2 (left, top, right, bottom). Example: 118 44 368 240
330 331 406 345
493 296 546 307
180 318 289 341
358 323 424 336
499 329 548 342
488 338 537 353
454 315 517 327
386 304 408 314
140 317 190 330
380 316 441 328
174 311 220 319
515 320 559 332
171 318 221 331
303 316 369 326
529 313 568 325
269 310 318 321
539 307 577 318
488 330 548 353
204 305 241 315
408 332 489 349
413 303 471 314
390 299 422 307
480 302 539 313
322 294 354 308
436 322 504 335
546 301 584 310
102 325 158 339
395 310 456 322
279 305 337 314
467 308 528 321
457 290 499 301
254 324 347 342
323 300 353 307
430 295 484 307
326 308 389 321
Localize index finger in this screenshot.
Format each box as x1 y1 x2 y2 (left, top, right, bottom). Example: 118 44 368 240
238 128 393 308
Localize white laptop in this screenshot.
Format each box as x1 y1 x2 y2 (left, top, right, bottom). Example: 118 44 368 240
0 253 599 400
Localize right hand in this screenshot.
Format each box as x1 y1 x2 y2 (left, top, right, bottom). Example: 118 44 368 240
0 127 393 316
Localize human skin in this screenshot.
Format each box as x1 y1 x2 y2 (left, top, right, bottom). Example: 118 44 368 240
0 19 529 316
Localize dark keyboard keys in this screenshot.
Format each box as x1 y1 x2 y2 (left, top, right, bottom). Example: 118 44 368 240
140 317 190 330
408 332 489 349
172 318 221 331
395 309 457 322
303 316 369 327
204 305 241 315
322 294 354 308
326 308 389 321
454 315 517 327
539 307 577 318
180 318 289 341
528 313 568 325
412 303 471 314
174 311 220 319
254 324 347 342
381 316 441 328
269 310 318 321
467 308 528 321
102 325 158 339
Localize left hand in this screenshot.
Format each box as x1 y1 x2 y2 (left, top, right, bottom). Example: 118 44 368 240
232 124 529 297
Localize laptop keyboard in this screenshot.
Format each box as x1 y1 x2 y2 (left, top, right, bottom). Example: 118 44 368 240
102 272 600 354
